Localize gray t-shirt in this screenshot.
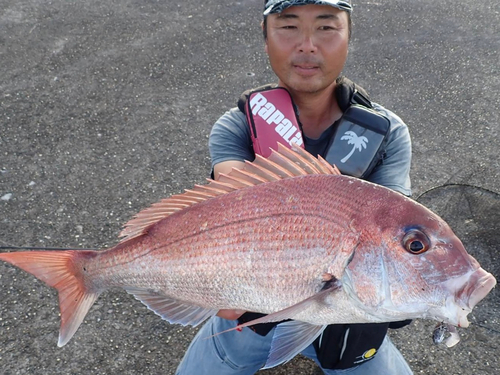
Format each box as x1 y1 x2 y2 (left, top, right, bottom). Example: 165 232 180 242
209 103 412 196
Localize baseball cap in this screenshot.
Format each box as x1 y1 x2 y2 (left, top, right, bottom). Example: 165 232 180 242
264 0 353 16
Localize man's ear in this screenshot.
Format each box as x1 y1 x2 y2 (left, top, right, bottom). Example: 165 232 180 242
262 21 269 54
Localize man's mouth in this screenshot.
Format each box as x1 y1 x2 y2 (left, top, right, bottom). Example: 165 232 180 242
293 64 320 75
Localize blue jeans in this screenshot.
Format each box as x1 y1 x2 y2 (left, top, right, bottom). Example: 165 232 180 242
176 317 413 374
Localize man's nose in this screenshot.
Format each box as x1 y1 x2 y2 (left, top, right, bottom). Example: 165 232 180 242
297 34 317 53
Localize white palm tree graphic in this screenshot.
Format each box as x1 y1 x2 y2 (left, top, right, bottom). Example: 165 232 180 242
340 131 369 163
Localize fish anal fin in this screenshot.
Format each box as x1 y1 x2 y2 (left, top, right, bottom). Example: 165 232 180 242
0 250 101 347
125 288 216 327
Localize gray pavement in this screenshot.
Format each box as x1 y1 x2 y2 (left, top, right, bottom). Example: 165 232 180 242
0 0 499 374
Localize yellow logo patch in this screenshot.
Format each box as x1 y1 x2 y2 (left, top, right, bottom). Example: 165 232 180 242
354 348 378 364
363 348 377 359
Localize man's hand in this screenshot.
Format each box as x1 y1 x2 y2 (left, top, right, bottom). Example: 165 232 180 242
216 309 246 320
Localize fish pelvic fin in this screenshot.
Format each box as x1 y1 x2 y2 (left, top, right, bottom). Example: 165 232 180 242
118 143 341 243
0 250 101 347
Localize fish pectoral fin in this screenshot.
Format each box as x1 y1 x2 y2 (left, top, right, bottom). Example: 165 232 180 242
263 321 327 369
258 280 340 368
125 287 217 327
218 277 341 334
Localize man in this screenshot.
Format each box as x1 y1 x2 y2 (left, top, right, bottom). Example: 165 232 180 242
176 1 413 374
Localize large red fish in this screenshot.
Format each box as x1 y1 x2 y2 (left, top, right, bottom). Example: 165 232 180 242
0 145 496 368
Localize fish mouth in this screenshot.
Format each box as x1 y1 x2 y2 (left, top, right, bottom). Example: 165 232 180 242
460 268 496 310
453 267 496 328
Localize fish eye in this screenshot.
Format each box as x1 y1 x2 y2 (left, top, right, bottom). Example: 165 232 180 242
403 229 430 254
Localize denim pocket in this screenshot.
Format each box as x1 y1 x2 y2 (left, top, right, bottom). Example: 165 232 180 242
210 318 244 371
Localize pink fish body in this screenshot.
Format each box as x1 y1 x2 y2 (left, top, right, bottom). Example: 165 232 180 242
0 145 496 368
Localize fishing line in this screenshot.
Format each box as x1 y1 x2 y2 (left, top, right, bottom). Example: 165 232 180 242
416 183 500 201
0 240 98 251
0 246 99 251
471 322 500 335
0 238 99 251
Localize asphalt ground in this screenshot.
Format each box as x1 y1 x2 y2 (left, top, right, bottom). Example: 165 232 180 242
0 0 499 374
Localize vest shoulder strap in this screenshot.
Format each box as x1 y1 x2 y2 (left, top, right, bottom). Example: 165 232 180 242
238 83 278 113
334 76 372 111
237 77 387 178
243 86 304 157
238 77 372 115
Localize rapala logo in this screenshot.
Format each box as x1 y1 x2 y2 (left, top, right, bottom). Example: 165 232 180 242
250 93 304 147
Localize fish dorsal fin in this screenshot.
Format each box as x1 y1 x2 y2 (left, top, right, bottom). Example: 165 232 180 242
118 144 341 243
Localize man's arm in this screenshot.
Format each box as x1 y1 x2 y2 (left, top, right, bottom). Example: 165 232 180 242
367 104 412 196
217 309 246 320
213 160 246 180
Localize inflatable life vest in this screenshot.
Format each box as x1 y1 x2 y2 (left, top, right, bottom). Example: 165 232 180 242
238 77 391 178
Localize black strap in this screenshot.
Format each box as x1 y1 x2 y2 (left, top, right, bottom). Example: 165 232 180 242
238 77 372 115
334 76 372 112
237 312 283 336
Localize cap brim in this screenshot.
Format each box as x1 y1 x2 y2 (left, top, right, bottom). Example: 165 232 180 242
264 1 353 16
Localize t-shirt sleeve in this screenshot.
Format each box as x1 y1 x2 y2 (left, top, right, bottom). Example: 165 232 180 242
208 108 254 168
366 104 412 196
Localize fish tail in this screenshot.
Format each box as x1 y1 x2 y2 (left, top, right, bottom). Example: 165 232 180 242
0 250 101 347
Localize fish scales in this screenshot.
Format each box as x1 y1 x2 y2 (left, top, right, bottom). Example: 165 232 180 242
89 175 360 314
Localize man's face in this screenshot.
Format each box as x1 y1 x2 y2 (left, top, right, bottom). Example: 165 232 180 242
264 5 349 94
